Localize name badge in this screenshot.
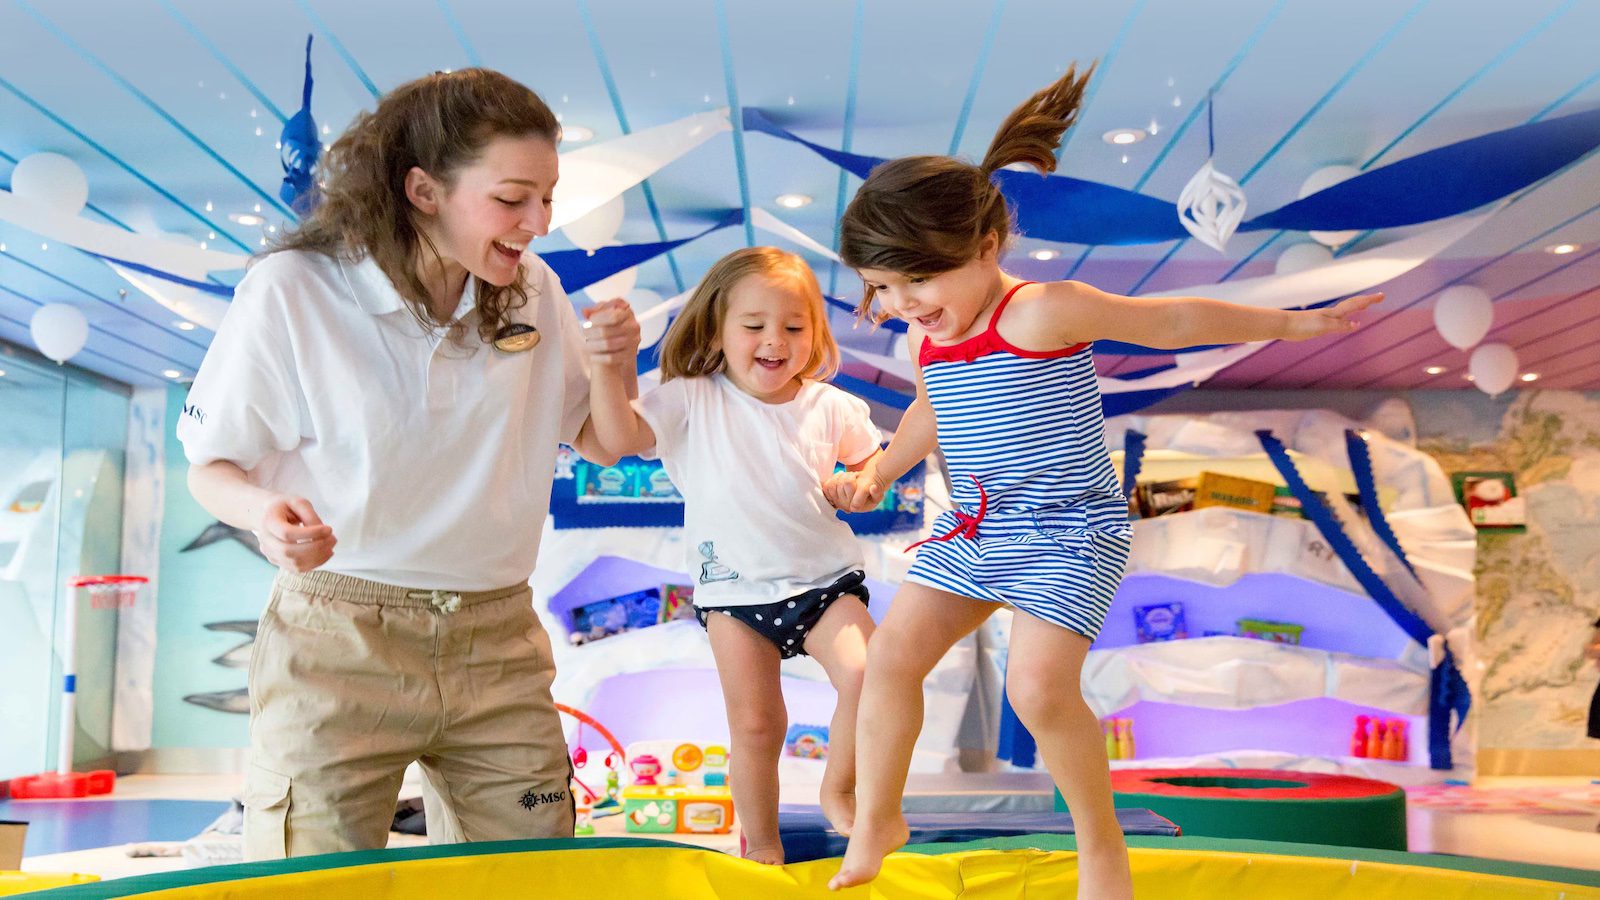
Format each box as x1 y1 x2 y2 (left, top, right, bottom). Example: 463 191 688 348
493 323 540 353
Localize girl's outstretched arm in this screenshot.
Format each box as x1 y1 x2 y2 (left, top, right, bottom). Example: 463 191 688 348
1039 280 1382 350
826 329 938 513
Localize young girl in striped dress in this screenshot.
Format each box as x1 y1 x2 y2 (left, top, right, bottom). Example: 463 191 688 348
823 64 1381 897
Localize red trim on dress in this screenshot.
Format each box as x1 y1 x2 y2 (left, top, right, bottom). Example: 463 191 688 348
918 281 1091 365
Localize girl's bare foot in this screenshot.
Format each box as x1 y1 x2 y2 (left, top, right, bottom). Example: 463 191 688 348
1075 840 1134 900
819 787 856 836
742 843 786 866
826 813 910 890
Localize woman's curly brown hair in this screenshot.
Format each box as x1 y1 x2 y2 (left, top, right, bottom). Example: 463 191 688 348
275 68 560 344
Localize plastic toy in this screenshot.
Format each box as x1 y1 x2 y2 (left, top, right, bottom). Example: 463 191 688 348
1102 717 1136 760
9 575 145 799
1351 715 1371 758
555 702 627 831
1236 618 1304 645
568 588 665 645
784 724 829 759
659 584 696 622
1382 719 1409 761
1366 718 1386 759
672 743 704 773
631 754 663 786
1134 602 1187 642
622 740 735 835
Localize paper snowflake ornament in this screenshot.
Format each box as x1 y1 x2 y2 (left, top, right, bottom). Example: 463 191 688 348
1177 159 1248 252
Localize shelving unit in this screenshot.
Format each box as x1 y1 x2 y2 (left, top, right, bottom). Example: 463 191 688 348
1084 410 1478 782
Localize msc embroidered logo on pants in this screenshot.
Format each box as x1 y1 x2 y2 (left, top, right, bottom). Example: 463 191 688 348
518 788 567 810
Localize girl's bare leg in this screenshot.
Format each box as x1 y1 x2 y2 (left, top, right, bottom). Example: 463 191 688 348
1007 614 1133 900
707 612 788 864
828 584 999 889
802 594 874 835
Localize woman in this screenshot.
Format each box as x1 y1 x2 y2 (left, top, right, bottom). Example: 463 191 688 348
179 69 639 859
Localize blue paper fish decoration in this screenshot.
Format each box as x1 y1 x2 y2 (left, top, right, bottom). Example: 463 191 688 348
279 35 322 216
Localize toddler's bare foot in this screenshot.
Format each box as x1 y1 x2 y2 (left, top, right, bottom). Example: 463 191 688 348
742 842 785 866
819 787 856 836
826 813 909 890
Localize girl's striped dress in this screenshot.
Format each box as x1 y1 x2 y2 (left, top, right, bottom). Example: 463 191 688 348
904 281 1132 638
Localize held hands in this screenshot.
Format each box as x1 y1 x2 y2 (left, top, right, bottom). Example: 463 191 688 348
1286 292 1383 341
582 298 642 368
823 467 888 514
258 496 336 573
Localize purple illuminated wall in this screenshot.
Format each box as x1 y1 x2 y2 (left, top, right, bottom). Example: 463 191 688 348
580 667 841 749
1108 698 1424 764
1094 573 1416 660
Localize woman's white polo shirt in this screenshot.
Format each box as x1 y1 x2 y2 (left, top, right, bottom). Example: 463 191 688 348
177 249 590 591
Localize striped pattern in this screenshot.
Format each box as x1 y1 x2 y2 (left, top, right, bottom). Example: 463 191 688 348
907 341 1132 638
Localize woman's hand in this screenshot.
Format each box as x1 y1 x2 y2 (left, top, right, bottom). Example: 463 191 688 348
257 496 336 573
583 298 641 368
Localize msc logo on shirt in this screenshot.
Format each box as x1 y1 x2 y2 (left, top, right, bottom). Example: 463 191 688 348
182 403 206 425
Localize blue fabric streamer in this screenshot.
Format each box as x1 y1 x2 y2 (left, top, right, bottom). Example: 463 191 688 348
92 255 237 297
1344 429 1419 580
1257 430 1469 769
1121 430 1146 498
996 684 1038 768
747 105 1600 246
830 372 912 411
1249 107 1600 231
542 208 745 293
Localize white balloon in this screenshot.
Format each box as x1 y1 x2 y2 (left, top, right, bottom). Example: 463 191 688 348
1433 284 1493 350
1469 343 1518 397
1299 164 1361 248
584 266 638 304
11 152 89 215
626 288 669 348
30 303 89 363
1274 242 1334 276
562 194 624 252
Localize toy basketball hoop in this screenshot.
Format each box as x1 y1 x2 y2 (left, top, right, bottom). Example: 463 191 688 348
69 574 148 609
8 574 147 799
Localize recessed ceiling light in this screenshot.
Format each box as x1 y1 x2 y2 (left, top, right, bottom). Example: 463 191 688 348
1030 249 1058 261
0 369 7 377
230 212 265 227
162 369 183 379
1424 366 1445 375
775 193 812 209
1102 128 1147 146
561 125 594 143
1464 373 1475 381
1520 372 1539 382
1545 243 1579 255
175 321 197 331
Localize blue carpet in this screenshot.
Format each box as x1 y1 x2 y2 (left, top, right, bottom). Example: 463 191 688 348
778 804 1180 863
0 798 231 856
